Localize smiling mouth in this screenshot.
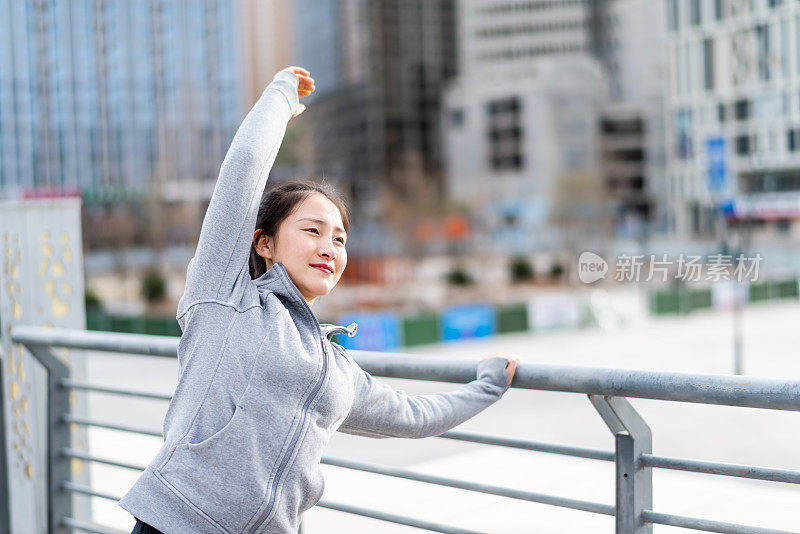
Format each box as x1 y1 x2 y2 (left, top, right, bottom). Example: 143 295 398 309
310 264 333 274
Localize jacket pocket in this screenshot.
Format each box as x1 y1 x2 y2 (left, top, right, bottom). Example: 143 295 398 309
158 404 276 534
186 403 241 452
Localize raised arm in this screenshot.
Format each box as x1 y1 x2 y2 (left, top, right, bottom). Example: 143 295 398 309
337 354 513 439
177 67 314 320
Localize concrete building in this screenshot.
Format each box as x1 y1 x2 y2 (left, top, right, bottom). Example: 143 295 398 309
442 0 615 254
665 0 800 239
450 0 672 244
442 56 611 254
600 103 662 238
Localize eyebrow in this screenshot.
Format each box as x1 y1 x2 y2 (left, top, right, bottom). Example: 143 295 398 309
296 217 346 235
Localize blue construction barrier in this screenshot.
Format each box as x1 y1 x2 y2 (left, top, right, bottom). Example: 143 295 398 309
336 311 402 352
440 304 496 341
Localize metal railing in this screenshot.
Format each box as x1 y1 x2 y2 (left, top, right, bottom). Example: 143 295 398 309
7 324 800 534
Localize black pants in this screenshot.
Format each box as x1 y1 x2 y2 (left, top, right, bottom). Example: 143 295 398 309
131 519 164 534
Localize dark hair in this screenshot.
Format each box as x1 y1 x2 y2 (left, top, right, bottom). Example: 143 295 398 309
249 179 350 279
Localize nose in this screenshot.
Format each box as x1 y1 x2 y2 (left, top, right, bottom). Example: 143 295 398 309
318 236 336 260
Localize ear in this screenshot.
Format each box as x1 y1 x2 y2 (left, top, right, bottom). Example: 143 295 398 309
253 230 274 260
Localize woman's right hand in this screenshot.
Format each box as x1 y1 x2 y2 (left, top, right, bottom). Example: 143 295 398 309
482 354 520 385
278 66 315 117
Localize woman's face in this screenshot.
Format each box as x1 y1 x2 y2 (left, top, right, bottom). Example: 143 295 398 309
255 193 347 307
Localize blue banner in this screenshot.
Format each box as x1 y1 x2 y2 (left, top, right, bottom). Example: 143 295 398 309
337 311 401 352
440 304 496 341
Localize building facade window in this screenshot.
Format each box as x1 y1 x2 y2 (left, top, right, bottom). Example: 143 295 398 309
742 170 800 192
703 38 714 90
735 134 750 155
734 99 750 121
714 0 724 20
486 96 524 171
690 0 701 26
450 108 465 127
668 0 679 30
756 24 770 81
674 108 693 159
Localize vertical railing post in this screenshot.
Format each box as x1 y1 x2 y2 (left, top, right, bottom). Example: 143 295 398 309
27 346 72 534
589 395 652 534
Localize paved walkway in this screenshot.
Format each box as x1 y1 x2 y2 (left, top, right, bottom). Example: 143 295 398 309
85 295 800 533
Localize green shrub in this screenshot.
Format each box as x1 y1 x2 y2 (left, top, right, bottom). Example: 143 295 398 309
141 269 167 303
509 256 534 283
446 266 473 286
85 288 102 310
550 262 565 280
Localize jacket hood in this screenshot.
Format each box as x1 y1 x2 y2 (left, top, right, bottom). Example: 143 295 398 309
253 261 357 340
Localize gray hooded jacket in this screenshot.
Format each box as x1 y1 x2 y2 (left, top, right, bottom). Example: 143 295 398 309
118 69 511 534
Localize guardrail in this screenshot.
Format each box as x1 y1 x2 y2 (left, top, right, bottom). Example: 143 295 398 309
6 325 800 534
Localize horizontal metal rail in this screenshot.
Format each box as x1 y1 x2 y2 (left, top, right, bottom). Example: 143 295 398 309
63 414 162 437
641 454 800 484
61 447 614 516
63 481 122 502
62 481 481 534
12 325 800 411
641 510 799 534
356 352 800 412
60 452 800 534
11 326 178 357
438 429 614 461
322 456 615 516
62 517 125 534
63 449 147 472
63 412 799 488
315 500 484 534
61 379 172 401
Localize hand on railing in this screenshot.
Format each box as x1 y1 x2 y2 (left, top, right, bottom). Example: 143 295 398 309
483 354 520 385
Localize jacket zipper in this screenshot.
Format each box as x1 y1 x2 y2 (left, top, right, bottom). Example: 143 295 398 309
252 308 329 531
250 263 332 532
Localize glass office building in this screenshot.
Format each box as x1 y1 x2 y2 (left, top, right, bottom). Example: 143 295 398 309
0 0 241 203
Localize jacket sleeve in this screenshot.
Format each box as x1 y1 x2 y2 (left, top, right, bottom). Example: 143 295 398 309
176 70 300 322
337 355 511 439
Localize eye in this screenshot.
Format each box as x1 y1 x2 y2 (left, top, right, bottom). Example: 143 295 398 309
336 237 346 244
305 228 320 234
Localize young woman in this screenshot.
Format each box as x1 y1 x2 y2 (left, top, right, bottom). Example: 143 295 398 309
118 66 519 534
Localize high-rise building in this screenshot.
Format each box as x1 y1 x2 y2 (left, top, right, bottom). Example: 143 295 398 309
293 0 458 215
598 0 669 238
0 0 241 213
457 0 603 78
293 0 344 98
665 0 800 238
239 0 294 109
